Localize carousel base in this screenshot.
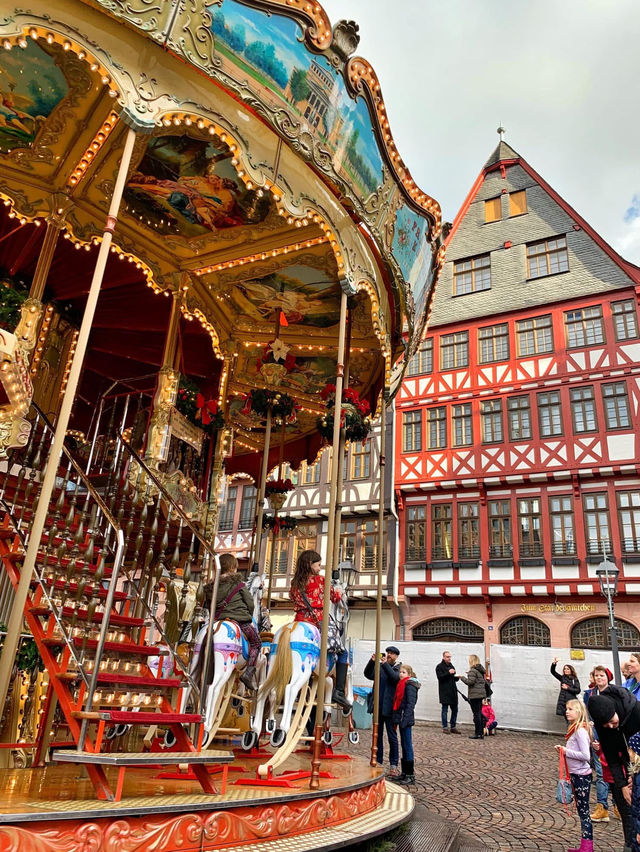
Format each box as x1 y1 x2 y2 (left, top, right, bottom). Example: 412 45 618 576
0 752 412 852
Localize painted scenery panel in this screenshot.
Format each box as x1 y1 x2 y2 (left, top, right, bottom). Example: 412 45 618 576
124 135 270 238
392 203 437 351
0 42 68 152
230 263 342 328
208 1 384 198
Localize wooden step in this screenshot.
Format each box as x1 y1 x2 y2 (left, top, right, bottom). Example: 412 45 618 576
73 709 202 725
5 548 111 577
57 671 182 688
34 577 128 601
42 636 162 656
29 604 144 628
53 749 233 766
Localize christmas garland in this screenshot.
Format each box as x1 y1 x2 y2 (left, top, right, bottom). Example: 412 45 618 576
241 388 298 422
176 378 224 434
317 383 372 443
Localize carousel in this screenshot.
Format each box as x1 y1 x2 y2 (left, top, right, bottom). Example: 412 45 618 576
0 0 444 849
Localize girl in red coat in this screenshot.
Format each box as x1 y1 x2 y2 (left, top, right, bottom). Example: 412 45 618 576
290 549 351 711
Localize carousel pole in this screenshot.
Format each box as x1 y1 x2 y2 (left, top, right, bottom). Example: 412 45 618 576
252 406 272 571
265 420 286 608
0 125 138 715
370 391 387 767
330 310 351 575
310 289 348 790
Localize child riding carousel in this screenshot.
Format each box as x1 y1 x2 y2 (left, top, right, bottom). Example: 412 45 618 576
213 553 261 690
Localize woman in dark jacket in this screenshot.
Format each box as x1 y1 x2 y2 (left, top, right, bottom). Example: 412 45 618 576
392 664 420 785
460 655 487 740
551 658 581 720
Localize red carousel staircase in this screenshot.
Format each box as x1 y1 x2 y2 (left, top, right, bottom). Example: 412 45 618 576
0 407 227 801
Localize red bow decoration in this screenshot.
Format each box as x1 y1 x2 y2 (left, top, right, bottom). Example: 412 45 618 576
195 394 218 426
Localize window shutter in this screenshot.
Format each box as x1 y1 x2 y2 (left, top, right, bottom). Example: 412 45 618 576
484 197 501 222
509 190 527 216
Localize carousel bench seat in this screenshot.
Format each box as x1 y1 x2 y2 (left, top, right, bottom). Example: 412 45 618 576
52 748 234 801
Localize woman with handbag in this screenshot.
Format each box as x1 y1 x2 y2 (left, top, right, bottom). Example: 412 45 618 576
460 655 488 740
289 549 351 711
555 699 593 852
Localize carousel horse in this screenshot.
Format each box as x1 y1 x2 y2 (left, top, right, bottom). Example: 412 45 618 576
175 570 265 747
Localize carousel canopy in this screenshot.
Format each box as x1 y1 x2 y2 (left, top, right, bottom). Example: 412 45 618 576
0 0 443 476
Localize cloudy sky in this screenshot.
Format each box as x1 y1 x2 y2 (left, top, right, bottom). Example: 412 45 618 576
321 0 640 264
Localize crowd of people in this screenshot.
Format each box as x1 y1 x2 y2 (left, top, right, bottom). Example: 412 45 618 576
550 653 640 852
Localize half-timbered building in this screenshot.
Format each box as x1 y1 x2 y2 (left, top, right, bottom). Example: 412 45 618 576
395 140 640 651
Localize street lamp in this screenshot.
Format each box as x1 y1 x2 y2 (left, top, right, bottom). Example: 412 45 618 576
595 552 622 685
337 559 359 597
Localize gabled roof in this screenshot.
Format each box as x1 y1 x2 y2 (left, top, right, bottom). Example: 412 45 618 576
445 140 640 285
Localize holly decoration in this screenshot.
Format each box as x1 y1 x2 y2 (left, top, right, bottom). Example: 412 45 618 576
318 383 372 443
264 478 294 495
241 388 298 422
262 515 298 534
176 377 224 434
0 279 28 331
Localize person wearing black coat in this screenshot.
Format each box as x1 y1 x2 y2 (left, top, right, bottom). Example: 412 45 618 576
391 665 421 785
550 658 581 719
588 686 640 850
435 651 460 734
364 646 401 774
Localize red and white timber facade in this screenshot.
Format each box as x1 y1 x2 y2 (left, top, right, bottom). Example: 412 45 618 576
394 141 640 649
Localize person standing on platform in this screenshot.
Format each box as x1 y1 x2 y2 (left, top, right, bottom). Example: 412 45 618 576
364 646 402 776
435 651 460 734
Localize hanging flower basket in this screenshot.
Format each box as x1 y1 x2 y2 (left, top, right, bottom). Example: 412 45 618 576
241 388 298 422
317 384 372 443
176 378 224 434
265 478 293 511
256 339 296 388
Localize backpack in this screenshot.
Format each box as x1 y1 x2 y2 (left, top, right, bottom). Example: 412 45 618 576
485 679 493 698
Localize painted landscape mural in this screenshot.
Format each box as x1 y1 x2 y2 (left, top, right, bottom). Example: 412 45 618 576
208 1 384 198
0 41 68 152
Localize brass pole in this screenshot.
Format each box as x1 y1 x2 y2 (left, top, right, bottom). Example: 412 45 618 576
30 222 60 302
330 312 351 576
370 394 386 767
310 289 348 790
253 406 272 570
265 420 287 608
0 126 137 714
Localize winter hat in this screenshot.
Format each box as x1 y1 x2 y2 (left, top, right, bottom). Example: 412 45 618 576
385 646 400 655
588 694 616 725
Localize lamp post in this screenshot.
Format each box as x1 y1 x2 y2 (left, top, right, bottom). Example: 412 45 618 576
338 559 358 598
595 552 622 685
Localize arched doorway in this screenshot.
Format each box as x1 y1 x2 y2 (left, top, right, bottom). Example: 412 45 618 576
412 617 484 642
500 615 551 646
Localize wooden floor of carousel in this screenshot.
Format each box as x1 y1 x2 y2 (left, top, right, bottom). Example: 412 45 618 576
0 744 413 852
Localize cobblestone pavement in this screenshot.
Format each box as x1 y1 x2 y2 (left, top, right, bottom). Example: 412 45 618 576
350 722 626 852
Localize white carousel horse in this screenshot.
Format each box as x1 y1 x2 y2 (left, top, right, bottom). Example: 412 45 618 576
176 570 265 747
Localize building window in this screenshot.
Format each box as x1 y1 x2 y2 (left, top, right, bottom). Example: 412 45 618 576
538 391 563 437
481 399 503 443
413 617 484 642
407 339 433 376
509 190 527 217
458 502 480 559
402 410 422 452
431 504 452 560
612 299 639 341
617 491 640 555
406 506 426 562
427 406 447 449
301 461 321 485
294 523 318 561
453 256 491 296
265 536 289 575
602 382 631 429
488 499 512 558
549 496 576 555
440 331 469 369
341 519 385 573
570 386 598 433
500 616 550 646
571 617 640 650
527 236 569 279
479 323 509 363
485 197 501 223
218 485 237 531
452 403 473 446
507 395 532 441
518 497 543 557
516 314 554 356
565 305 605 348
238 484 257 529
583 493 611 556
351 441 371 479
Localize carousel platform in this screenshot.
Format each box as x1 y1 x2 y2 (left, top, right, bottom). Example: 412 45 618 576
0 752 412 852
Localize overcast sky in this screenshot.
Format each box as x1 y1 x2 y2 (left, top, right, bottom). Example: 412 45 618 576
321 0 640 264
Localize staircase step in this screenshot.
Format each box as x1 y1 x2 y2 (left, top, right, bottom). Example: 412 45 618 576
57 671 182 688
42 637 162 656
29 604 144 628
73 710 202 725
34 577 128 601
5 548 111 576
